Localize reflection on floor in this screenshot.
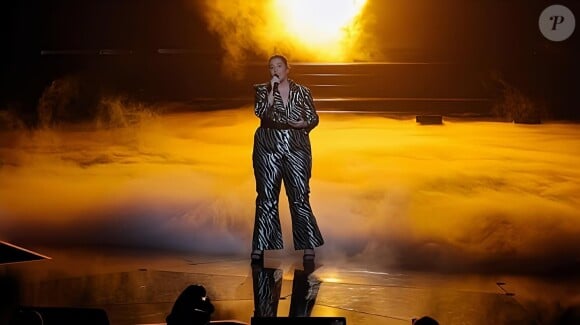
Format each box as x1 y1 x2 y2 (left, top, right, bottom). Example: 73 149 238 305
0 246 560 324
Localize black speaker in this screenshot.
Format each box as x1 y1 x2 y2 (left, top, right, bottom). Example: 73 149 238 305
0 241 50 265
416 115 443 125
11 306 110 325
251 317 346 325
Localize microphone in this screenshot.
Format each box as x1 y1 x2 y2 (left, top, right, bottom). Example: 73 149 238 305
273 74 279 92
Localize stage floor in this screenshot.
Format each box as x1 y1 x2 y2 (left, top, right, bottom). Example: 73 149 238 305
3 246 574 325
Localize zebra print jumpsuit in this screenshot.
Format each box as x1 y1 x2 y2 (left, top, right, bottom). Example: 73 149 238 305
252 79 324 250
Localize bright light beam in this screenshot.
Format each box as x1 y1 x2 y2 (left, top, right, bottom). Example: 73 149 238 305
273 0 368 60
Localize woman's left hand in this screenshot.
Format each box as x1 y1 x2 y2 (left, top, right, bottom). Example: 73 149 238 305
288 118 307 129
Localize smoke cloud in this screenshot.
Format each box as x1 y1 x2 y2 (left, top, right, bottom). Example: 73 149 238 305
193 0 377 78
1 103 579 276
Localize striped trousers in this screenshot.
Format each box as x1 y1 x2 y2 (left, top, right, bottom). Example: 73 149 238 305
252 127 324 250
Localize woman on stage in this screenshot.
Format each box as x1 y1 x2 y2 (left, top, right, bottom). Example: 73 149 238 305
250 54 324 264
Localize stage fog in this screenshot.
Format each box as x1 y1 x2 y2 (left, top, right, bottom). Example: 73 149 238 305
1 102 578 275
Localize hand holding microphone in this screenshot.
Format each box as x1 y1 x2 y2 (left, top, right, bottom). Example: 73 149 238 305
270 74 280 92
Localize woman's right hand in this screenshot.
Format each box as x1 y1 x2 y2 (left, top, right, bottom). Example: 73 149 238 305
270 74 280 91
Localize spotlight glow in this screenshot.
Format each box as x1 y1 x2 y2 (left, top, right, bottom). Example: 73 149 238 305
273 0 368 60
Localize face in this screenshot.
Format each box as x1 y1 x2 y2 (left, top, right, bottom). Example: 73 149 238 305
269 57 289 81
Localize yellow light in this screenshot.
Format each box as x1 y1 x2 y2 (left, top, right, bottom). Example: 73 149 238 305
273 0 368 60
321 277 342 283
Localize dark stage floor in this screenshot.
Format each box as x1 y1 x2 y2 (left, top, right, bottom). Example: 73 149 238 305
3 245 574 325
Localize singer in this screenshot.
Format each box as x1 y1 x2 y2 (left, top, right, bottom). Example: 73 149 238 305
250 54 324 264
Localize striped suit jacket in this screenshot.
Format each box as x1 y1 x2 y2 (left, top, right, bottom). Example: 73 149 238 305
253 79 319 132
